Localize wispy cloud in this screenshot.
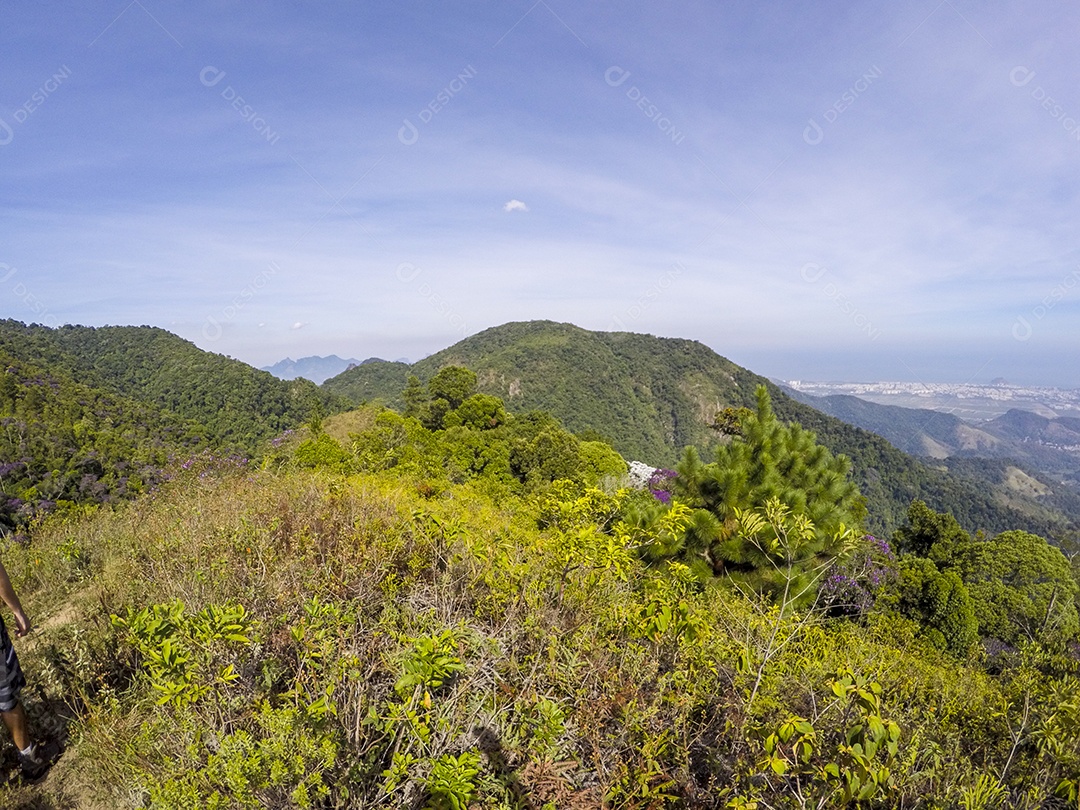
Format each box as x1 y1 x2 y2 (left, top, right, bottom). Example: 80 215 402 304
503 199 529 213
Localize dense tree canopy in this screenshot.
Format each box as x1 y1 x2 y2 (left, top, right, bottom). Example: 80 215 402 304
0 350 206 528
893 499 971 560
890 555 979 655
289 370 627 493
952 529 1079 646
0 320 346 455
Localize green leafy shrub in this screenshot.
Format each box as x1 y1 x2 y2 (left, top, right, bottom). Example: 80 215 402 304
112 600 252 707
293 433 353 471
424 751 482 810
887 556 978 655
749 672 902 806
394 629 466 697
147 701 340 809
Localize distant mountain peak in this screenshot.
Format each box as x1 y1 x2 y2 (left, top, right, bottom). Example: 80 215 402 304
262 355 361 384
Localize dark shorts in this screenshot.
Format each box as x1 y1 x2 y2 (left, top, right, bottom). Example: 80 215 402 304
0 615 26 712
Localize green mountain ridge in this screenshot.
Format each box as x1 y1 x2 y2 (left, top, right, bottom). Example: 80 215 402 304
1 317 1070 540
0 319 345 453
325 320 1074 539
782 388 1080 525
0 345 206 528
326 321 779 462
0 319 349 527
785 388 1080 476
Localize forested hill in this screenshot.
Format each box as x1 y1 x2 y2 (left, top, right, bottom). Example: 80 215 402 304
0 320 346 452
324 321 759 460
0 344 208 529
781 389 983 458
324 320 1071 538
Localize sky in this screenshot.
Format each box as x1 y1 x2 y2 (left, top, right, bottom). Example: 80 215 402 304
1 2 1078 387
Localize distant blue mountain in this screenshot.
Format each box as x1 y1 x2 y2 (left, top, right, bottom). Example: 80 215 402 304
261 355 362 385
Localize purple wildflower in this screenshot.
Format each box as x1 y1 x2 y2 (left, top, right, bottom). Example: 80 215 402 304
819 534 898 620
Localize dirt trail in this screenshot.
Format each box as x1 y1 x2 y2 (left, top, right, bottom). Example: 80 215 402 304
1 588 110 808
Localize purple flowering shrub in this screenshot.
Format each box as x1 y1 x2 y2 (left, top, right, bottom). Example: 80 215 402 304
173 450 250 478
818 534 897 620
270 429 297 448
648 468 677 505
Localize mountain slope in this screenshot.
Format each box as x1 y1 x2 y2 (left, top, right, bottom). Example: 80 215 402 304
785 389 1080 508
330 360 411 405
989 408 1080 448
324 321 1071 538
326 321 759 461
0 345 207 528
781 390 999 459
787 390 1080 469
0 320 346 453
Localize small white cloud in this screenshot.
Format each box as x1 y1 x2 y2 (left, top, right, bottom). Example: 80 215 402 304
503 199 528 213
291 321 307 330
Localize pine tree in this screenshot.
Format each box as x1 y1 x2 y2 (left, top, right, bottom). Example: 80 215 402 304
679 386 864 533
673 386 865 591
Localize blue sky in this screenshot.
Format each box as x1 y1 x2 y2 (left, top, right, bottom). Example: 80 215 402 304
1 2 1078 386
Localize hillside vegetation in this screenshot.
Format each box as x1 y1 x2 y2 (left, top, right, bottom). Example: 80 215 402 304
0 320 345 454
0 320 348 529
3 373 1079 808
0 345 206 531
324 321 1068 539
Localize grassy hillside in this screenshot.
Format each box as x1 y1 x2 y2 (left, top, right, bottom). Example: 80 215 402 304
324 321 1067 538
3 454 1077 807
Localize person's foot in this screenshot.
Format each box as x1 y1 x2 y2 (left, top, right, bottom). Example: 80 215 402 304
17 743 51 781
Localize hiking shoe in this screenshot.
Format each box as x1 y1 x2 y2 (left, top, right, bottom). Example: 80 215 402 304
18 745 50 781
